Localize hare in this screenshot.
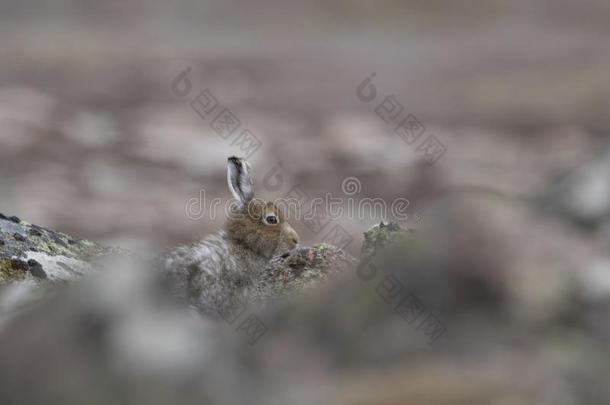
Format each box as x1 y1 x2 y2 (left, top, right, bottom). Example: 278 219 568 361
161 156 299 317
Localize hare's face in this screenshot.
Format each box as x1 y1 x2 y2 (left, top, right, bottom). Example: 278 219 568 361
225 156 299 259
227 198 299 258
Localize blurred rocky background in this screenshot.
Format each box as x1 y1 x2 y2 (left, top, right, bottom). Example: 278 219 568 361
1 0 610 404
1 0 609 254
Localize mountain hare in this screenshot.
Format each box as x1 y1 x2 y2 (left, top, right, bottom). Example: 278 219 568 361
162 156 299 317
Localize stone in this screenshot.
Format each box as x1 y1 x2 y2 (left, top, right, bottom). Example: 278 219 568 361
0 215 118 286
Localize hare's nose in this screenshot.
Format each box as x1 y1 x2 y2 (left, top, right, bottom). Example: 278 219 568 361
291 236 299 246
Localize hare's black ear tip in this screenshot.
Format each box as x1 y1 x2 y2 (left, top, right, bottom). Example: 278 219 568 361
228 156 242 164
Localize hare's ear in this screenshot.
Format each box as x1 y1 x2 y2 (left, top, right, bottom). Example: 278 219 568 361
227 156 254 208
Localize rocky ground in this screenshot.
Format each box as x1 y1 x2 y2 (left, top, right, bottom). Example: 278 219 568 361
0 197 609 404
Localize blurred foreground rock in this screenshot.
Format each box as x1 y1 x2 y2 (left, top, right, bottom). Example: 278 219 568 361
541 146 610 228
1 199 610 404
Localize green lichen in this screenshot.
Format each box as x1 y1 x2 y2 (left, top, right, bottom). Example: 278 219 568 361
0 259 27 284
0 215 120 285
361 222 403 258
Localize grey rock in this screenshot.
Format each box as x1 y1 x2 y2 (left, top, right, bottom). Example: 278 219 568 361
541 147 610 227
0 215 117 286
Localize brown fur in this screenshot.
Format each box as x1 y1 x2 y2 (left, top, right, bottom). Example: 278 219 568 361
161 156 300 316
226 198 298 259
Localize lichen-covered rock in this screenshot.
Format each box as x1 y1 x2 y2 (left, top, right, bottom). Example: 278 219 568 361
360 221 404 260
0 214 118 285
256 244 357 301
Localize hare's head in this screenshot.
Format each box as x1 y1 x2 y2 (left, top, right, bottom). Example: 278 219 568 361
225 156 299 258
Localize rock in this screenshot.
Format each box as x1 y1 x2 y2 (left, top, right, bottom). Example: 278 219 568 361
0 210 610 404
28 228 42 237
0 215 118 285
540 146 610 228
255 244 357 302
360 220 404 260
61 110 120 148
26 259 46 279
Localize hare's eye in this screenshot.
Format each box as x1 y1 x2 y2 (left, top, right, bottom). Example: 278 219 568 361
264 214 278 225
